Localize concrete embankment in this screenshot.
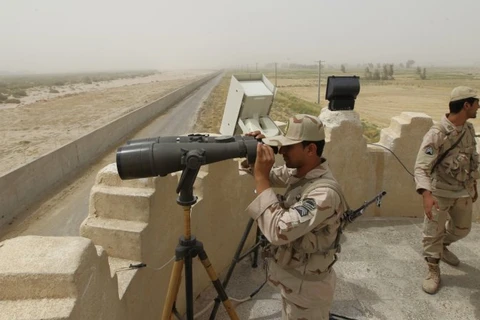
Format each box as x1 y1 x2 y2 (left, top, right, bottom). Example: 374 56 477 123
0 71 221 228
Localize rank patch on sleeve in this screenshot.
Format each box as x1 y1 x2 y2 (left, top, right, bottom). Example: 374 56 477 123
424 146 434 155
293 198 316 217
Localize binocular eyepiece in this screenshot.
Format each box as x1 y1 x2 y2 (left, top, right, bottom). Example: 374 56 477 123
116 134 261 180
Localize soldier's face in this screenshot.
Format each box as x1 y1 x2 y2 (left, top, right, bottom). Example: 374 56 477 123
279 143 306 168
466 99 479 119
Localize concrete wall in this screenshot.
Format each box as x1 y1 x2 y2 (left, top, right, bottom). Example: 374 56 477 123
321 109 480 221
0 159 257 320
0 72 221 227
1 108 480 320
0 236 127 320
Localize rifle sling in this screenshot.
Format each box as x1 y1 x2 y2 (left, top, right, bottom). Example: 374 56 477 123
430 130 466 175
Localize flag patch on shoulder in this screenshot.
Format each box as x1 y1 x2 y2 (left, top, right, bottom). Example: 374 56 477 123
424 146 434 155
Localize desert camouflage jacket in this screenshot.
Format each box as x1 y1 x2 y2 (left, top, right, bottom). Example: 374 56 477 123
414 114 479 198
245 159 345 307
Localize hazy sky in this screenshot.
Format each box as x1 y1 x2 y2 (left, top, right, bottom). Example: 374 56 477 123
1 0 479 73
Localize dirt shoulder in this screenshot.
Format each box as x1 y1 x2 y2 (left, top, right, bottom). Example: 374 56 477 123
0 70 214 176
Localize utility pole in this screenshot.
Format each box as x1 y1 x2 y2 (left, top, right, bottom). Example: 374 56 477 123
315 60 325 105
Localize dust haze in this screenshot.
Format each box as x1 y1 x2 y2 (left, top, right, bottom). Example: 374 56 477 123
1 0 479 74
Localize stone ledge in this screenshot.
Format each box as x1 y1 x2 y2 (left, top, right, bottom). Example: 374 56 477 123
0 298 75 320
0 236 95 300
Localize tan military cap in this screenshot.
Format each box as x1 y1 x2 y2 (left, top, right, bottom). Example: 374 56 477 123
450 86 479 102
262 114 325 147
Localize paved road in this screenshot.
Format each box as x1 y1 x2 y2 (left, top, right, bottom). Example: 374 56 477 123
0 74 223 240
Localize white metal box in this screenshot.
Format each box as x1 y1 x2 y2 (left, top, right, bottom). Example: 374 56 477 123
220 74 280 137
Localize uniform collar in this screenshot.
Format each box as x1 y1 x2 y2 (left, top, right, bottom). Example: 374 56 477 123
289 158 330 182
442 114 464 134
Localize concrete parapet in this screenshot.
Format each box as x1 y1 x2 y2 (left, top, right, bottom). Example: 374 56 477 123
370 112 433 217
81 163 183 264
320 109 375 213
0 236 126 320
79 159 257 318
1 158 256 319
319 109 479 221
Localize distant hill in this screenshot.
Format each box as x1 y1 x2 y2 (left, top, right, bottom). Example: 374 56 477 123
0 70 32 75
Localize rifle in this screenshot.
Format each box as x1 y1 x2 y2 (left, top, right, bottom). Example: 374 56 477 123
343 191 387 223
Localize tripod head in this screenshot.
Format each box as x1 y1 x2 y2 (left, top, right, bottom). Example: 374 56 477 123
176 149 205 206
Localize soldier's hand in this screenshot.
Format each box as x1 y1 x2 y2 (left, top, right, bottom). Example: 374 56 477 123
253 143 275 193
422 191 438 220
242 130 265 168
245 130 266 141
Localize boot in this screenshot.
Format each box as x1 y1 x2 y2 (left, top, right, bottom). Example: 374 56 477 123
442 246 460 266
422 260 440 294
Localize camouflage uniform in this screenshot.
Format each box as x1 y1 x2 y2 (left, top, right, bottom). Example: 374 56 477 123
414 114 479 259
245 161 345 320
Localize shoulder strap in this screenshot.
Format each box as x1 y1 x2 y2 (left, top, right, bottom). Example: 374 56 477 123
301 178 351 259
430 130 466 175
301 178 350 211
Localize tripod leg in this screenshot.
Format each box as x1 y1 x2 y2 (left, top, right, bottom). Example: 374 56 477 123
162 259 184 320
210 218 255 319
252 225 262 268
198 250 240 320
185 253 195 320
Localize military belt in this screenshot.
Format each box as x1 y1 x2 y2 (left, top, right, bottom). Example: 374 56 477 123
282 264 333 282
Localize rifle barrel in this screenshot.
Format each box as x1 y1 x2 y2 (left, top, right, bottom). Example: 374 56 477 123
346 191 387 222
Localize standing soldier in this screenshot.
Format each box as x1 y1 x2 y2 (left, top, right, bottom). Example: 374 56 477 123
414 86 479 294
242 114 347 319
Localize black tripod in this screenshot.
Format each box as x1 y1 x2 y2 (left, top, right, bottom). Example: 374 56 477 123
161 150 239 320
209 217 269 319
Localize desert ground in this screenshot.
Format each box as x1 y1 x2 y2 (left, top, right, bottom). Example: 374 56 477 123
274 67 480 130
0 70 213 176
194 67 480 141
3 66 480 178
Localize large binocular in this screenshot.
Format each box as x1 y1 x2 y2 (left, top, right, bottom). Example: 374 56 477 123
116 134 260 180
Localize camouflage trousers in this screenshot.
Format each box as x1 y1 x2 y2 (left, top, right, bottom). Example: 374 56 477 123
423 196 472 260
281 296 330 320
266 258 335 319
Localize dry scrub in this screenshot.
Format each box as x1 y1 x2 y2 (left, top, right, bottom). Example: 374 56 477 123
0 71 212 175
194 73 381 142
